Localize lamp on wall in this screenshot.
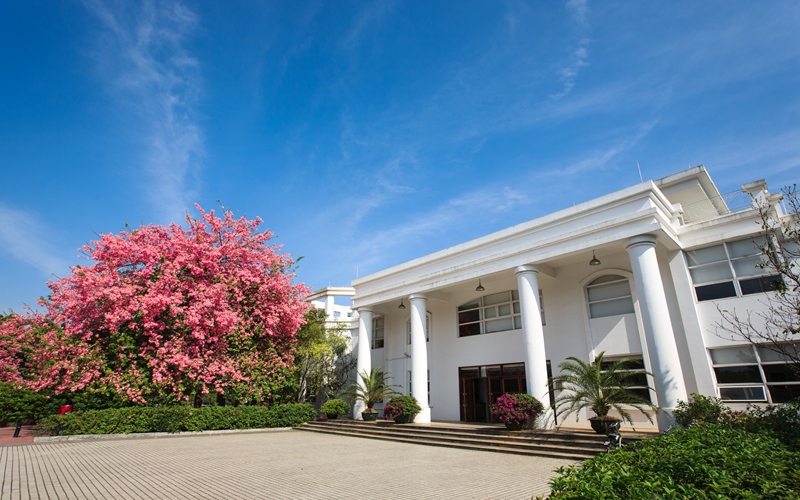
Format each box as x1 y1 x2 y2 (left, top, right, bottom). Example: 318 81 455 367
476 280 485 292
589 251 602 266
398 299 406 309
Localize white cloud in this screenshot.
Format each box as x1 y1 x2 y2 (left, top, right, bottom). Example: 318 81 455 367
84 0 204 222
0 205 71 278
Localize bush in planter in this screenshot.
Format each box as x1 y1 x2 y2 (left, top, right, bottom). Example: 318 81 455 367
491 393 544 428
319 398 349 418
383 395 421 421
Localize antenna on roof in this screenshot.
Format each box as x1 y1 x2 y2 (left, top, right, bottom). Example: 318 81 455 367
636 161 644 183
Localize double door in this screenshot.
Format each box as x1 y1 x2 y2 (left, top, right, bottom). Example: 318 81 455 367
459 363 527 423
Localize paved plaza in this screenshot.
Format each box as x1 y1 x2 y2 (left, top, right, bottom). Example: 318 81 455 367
0 429 576 499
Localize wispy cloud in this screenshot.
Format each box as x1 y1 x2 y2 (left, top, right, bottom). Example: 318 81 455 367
84 0 204 222
339 1 396 51
0 205 71 278
551 0 591 100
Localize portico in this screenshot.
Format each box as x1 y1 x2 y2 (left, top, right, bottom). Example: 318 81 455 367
343 166 788 432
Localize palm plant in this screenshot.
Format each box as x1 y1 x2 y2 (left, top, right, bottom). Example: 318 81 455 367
550 352 659 429
348 368 399 414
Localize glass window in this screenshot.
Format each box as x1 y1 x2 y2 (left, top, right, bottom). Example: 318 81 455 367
586 275 635 319
457 289 543 338
709 344 800 403
406 312 432 344
371 317 384 349
686 238 781 302
600 355 651 402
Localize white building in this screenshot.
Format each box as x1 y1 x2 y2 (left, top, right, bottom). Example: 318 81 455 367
344 166 796 432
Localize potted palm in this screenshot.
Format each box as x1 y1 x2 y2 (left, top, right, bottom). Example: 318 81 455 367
550 352 659 434
319 398 350 420
348 368 398 421
383 395 421 424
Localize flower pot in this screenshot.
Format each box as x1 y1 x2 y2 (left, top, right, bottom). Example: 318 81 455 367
589 417 622 434
504 420 528 431
393 414 411 424
362 410 379 421
326 414 338 420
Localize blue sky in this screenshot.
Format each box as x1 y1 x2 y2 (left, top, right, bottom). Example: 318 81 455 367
1 1 799 313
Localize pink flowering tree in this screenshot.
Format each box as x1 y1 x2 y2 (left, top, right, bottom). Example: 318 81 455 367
1 205 308 406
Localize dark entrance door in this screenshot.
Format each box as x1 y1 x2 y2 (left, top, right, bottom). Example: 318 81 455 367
460 363 528 423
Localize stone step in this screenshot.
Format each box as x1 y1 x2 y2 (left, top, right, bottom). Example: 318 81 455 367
306 419 606 449
295 420 620 460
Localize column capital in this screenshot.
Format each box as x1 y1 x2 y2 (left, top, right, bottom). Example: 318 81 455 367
514 264 540 276
408 293 427 302
355 307 373 314
625 234 658 250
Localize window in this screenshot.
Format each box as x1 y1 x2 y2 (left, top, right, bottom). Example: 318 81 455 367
686 237 782 302
406 312 432 344
458 290 544 337
408 370 431 405
586 275 635 319
600 355 651 402
371 316 384 349
709 345 800 403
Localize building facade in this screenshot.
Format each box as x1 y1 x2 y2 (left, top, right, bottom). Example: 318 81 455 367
342 166 795 431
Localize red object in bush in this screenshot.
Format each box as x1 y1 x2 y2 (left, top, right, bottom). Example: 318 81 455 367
58 405 73 415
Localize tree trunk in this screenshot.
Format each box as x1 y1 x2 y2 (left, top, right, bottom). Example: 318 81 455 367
193 394 203 408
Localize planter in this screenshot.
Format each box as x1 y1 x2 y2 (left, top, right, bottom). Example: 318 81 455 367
504 420 528 431
393 414 412 424
326 414 338 420
589 417 622 435
362 410 379 422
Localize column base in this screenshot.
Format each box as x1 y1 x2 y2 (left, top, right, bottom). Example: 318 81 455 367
537 409 556 430
656 408 676 433
414 407 431 424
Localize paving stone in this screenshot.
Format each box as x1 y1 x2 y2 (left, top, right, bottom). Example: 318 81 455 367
0 429 576 499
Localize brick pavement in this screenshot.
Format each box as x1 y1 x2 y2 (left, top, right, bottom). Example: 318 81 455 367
0 428 576 499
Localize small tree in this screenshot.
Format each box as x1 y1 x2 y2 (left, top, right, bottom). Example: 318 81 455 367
294 309 356 403
715 185 800 373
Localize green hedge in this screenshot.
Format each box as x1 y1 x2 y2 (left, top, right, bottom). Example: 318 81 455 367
36 403 315 436
545 425 800 499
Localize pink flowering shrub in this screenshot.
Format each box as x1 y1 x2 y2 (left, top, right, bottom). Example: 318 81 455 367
491 393 545 426
0 205 309 405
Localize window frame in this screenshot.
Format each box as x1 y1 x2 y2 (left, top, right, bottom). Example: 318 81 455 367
686 237 781 302
371 316 384 349
708 345 800 403
599 354 652 403
457 290 545 338
585 275 635 319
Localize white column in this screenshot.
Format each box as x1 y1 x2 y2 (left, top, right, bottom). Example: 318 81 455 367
515 265 554 429
354 308 373 419
409 294 431 423
324 294 334 318
625 235 688 431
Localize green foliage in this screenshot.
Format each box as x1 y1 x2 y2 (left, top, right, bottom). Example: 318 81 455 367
348 368 398 410
36 403 315 436
673 395 800 450
319 398 349 417
293 309 356 402
545 425 800 499
673 393 727 428
0 384 58 425
550 352 659 426
383 395 421 419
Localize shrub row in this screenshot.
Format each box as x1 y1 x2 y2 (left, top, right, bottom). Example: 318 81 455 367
36 403 315 436
545 424 800 499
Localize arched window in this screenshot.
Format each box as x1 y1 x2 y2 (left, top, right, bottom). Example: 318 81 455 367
586 275 635 319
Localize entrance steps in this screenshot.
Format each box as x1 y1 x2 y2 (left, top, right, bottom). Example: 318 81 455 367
296 419 638 460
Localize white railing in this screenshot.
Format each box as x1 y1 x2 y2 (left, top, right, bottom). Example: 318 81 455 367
681 190 753 224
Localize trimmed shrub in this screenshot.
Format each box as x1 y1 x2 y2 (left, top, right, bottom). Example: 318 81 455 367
383 395 421 419
36 403 315 436
319 398 350 417
672 393 726 428
545 425 800 499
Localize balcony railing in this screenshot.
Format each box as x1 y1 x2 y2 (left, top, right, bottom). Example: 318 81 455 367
681 190 754 224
